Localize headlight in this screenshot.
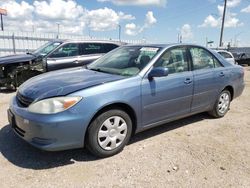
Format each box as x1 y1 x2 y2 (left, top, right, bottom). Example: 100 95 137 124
28 96 82 114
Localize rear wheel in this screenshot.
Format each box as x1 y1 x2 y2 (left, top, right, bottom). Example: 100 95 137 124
209 90 231 118
86 109 132 158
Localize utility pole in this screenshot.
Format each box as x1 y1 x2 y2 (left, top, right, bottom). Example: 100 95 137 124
0 14 3 31
0 8 7 31
118 24 121 41
219 0 227 47
56 23 60 39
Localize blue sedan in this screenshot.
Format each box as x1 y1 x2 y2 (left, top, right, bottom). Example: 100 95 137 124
8 44 245 157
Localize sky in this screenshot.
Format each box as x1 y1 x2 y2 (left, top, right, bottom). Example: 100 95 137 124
0 0 250 47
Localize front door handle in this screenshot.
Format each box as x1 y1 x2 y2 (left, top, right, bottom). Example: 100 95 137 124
73 60 79 64
184 78 192 84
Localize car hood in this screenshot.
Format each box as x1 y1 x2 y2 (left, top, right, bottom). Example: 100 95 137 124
0 54 36 65
18 67 125 101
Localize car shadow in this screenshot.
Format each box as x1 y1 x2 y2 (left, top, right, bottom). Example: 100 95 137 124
130 112 212 144
0 112 212 170
0 125 98 170
0 88 16 93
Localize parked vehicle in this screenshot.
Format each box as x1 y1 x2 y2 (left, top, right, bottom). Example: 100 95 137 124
232 52 250 66
8 44 245 157
0 40 122 89
216 50 236 64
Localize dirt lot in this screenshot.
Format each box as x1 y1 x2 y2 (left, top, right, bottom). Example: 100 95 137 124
0 67 249 188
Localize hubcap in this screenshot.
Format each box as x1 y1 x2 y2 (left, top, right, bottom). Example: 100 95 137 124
98 116 128 151
218 92 230 114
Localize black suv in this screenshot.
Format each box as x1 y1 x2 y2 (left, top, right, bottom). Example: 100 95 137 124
0 40 123 89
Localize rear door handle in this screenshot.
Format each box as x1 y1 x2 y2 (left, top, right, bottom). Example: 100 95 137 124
184 78 192 84
219 72 225 77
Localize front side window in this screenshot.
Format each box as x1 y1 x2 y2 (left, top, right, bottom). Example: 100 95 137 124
102 43 119 53
154 47 189 74
49 43 79 58
87 46 161 76
190 47 221 70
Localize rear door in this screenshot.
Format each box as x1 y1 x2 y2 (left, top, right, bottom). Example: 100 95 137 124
78 43 119 65
141 46 194 126
79 42 118 65
78 43 104 65
189 47 226 112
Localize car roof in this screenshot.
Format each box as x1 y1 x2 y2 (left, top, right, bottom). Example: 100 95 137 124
50 39 125 45
216 50 230 53
125 43 211 49
215 50 234 56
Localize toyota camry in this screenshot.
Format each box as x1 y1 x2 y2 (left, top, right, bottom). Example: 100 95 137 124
8 44 245 157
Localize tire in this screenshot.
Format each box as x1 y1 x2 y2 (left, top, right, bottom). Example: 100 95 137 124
86 109 132 158
209 90 231 118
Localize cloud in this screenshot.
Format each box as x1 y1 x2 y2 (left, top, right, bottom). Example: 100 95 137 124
227 0 241 8
145 11 157 26
97 0 167 7
125 11 157 36
199 15 219 27
199 2 243 28
87 7 134 31
125 23 138 36
1 1 33 19
241 5 250 13
180 24 193 41
33 0 84 20
0 0 135 34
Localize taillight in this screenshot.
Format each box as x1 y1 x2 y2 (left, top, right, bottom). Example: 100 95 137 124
241 67 245 79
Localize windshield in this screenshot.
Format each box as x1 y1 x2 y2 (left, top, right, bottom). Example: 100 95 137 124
87 46 161 76
33 41 62 56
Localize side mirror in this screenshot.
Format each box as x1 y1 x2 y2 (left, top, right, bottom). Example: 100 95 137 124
148 67 169 80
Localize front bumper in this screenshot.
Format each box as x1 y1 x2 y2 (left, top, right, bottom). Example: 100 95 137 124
8 96 89 151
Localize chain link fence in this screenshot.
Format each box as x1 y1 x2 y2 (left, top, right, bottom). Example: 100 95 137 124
0 30 144 56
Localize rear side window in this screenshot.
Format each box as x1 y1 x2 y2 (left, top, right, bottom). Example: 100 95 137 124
81 43 104 55
103 43 119 53
154 47 189 74
218 51 233 59
190 47 222 70
80 43 119 55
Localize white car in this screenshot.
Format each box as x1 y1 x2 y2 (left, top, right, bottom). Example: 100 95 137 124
216 50 236 65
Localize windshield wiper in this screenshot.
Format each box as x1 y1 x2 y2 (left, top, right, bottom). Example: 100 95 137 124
88 68 107 73
88 67 119 75
26 52 37 57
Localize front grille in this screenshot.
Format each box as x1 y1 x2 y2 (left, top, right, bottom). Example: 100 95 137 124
13 124 26 137
17 92 34 107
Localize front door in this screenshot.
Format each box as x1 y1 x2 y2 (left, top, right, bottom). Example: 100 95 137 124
47 43 80 71
141 47 193 126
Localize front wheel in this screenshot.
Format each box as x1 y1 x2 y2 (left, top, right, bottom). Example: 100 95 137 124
209 90 231 118
86 109 132 158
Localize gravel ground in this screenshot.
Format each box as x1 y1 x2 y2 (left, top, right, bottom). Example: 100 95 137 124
0 67 250 188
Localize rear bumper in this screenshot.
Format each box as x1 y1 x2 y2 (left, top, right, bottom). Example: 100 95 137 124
234 82 245 99
8 96 88 151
